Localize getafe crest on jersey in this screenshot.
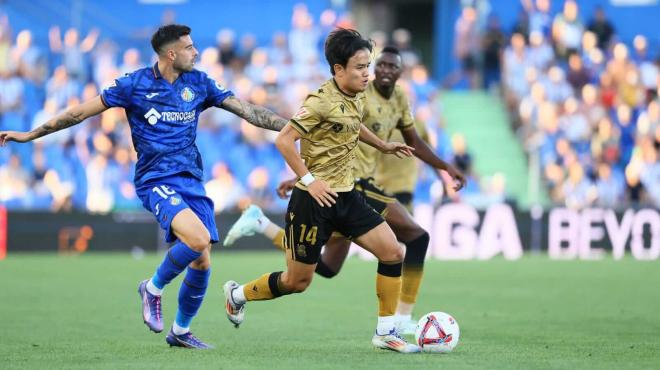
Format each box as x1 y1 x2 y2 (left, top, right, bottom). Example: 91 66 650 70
181 87 195 102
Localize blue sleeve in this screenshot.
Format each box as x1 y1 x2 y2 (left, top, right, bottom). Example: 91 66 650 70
204 74 234 108
101 74 133 108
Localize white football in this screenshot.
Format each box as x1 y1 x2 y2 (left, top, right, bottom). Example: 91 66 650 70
414 311 460 353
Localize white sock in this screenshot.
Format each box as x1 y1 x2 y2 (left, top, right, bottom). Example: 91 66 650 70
257 215 271 234
146 279 163 296
376 315 396 335
231 285 247 305
395 313 412 323
172 322 189 335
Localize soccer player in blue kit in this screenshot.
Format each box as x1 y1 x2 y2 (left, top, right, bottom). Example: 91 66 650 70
0 24 288 349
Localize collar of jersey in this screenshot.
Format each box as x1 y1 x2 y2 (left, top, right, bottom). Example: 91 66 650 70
332 78 359 100
152 62 187 84
152 62 162 79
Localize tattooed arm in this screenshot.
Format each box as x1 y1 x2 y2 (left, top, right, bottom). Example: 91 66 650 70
0 96 107 145
219 96 288 132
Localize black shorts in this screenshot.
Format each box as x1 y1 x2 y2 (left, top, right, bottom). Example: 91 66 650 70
393 192 413 213
283 187 385 264
354 177 397 216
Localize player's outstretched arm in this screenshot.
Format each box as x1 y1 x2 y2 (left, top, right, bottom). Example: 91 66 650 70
274 124 337 207
358 124 414 158
400 126 466 191
220 96 288 132
0 96 107 146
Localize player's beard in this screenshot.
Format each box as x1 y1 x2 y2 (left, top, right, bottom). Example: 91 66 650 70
375 78 394 91
174 60 194 72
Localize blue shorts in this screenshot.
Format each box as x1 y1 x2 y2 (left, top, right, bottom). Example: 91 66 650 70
136 173 219 244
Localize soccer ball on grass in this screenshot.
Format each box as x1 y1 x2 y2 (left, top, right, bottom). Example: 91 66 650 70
414 311 460 353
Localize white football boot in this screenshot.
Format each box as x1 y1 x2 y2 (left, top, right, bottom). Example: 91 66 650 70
372 328 421 353
223 205 264 247
223 280 245 328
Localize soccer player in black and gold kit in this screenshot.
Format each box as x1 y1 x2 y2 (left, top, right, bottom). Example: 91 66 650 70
222 29 420 353
224 46 465 336
374 118 430 213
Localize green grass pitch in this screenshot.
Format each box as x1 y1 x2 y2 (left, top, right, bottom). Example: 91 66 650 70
1 252 659 369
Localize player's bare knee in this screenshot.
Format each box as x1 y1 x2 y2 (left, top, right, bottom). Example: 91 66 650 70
186 230 211 252
384 244 404 263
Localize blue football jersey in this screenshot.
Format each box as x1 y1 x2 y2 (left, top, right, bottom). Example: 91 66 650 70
101 63 233 187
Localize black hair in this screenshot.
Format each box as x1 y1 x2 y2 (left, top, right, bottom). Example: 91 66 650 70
151 24 191 54
381 45 401 56
324 28 373 75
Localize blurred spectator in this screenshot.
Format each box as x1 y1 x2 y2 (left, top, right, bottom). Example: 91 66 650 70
289 4 319 65
85 154 113 213
410 65 436 103
551 0 584 60
523 0 552 37
266 32 291 66
566 52 590 93
587 6 614 51
448 133 480 200
205 162 246 213
454 6 480 89
0 15 12 74
216 28 237 67
594 163 623 208
638 138 660 207
392 28 420 68
119 48 145 76
632 35 658 99
581 84 606 126
45 65 80 109
91 40 118 87
482 14 505 90
0 68 24 116
543 66 573 103
238 33 257 64
49 26 99 82
527 31 553 71
451 133 473 179
559 97 589 145
503 33 530 105
12 29 47 83
0 154 29 203
561 162 593 209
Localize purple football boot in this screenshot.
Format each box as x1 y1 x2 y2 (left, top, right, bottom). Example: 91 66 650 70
138 280 163 333
165 328 213 349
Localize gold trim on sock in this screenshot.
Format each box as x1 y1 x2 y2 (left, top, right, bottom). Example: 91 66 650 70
273 229 286 251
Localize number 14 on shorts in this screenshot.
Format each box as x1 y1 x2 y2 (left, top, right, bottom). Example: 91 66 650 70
298 224 318 245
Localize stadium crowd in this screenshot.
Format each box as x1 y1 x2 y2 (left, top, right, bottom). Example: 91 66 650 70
0 4 467 213
0 0 658 213
453 0 658 208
